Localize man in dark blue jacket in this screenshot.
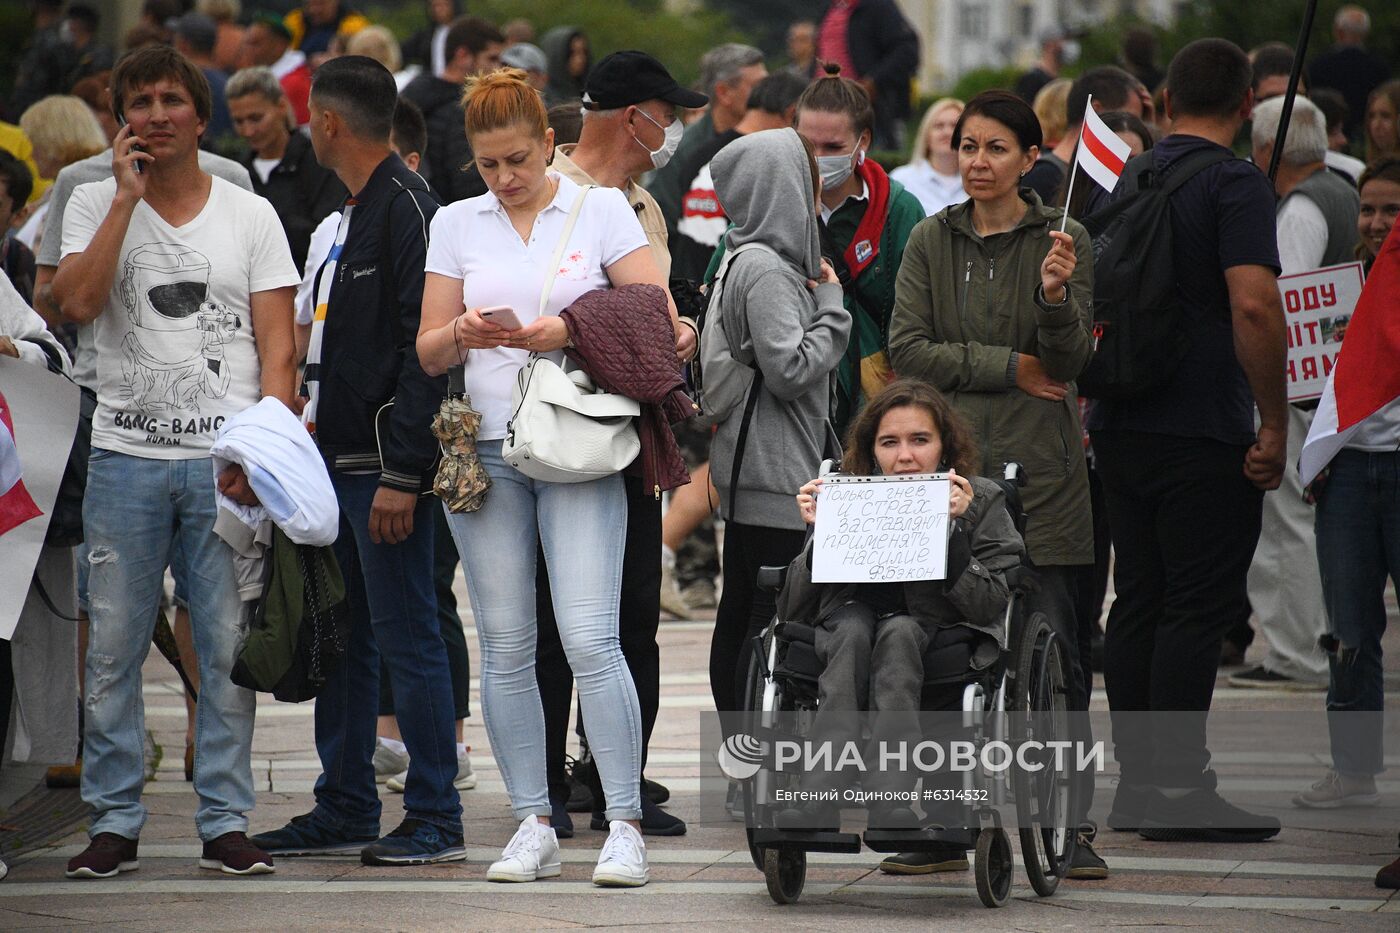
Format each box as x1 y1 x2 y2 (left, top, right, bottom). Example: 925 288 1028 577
250 55 463 866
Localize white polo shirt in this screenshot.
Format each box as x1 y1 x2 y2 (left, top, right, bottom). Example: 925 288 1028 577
424 172 649 440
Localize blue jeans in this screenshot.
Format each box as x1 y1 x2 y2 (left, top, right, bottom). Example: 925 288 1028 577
309 472 462 835
81 449 254 842
1315 449 1395 776
445 440 641 821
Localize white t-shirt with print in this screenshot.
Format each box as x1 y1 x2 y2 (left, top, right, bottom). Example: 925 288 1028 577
424 172 649 440
62 176 300 458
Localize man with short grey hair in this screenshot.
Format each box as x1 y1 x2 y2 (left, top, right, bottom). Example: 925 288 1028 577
1233 95 1358 698
646 43 766 239
1307 4 1391 141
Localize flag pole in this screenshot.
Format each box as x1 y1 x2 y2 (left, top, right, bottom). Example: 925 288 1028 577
1059 94 1091 233
1266 0 1321 183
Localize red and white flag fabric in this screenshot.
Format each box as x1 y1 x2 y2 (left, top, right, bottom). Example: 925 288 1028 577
0 388 42 537
1075 101 1133 193
1299 222 1400 485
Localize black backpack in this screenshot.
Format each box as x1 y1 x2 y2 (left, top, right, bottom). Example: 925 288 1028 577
1078 148 1233 399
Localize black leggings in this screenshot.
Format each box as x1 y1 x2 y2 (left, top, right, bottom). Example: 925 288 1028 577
710 521 807 716
536 474 662 802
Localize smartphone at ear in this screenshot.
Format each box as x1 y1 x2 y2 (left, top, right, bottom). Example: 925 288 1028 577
119 113 143 174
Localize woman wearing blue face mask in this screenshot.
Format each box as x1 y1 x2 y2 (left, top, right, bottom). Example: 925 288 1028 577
706 65 926 436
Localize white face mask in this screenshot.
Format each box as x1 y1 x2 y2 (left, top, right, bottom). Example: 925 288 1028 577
634 108 683 170
817 147 864 189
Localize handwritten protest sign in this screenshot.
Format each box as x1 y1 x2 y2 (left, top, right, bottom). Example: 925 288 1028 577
812 474 949 584
1278 262 1364 403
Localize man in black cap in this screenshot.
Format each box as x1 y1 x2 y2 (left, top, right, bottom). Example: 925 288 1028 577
533 50 705 839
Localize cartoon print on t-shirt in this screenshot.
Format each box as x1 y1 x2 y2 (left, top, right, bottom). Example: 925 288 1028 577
117 243 241 414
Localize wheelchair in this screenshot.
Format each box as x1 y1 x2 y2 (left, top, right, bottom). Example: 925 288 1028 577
738 463 1079 908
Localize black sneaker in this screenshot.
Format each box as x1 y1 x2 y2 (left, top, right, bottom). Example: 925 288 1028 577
867 805 920 830
1066 833 1108 879
567 757 597 813
198 832 275 875
878 845 969 874
774 802 840 833
642 777 670 805
360 819 466 866
550 793 575 839
590 794 687 836
1138 789 1281 843
1106 782 1158 832
1228 665 1294 689
250 813 378 856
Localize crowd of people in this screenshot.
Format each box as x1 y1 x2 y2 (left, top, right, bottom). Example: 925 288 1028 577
0 0 1397 895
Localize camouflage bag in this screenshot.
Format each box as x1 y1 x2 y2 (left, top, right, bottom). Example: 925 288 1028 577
432 366 491 513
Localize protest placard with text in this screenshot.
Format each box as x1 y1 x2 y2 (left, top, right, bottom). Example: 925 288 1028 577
1279 262 1365 403
812 474 949 584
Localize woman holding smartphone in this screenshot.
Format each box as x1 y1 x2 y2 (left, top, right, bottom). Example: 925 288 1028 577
416 69 679 888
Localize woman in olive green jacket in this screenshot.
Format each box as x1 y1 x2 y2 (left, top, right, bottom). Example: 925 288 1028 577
887 87 1103 878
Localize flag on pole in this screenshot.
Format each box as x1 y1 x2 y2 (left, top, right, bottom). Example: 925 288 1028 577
1075 104 1133 193
1299 222 1400 485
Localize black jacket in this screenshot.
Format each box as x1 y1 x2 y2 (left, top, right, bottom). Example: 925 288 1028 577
401 72 487 204
822 0 919 122
310 154 446 493
244 132 347 271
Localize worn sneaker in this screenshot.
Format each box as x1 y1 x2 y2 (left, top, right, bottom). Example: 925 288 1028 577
65 833 139 879
372 738 410 784
878 845 970 874
680 579 717 611
387 747 478 793
199 832 275 875
1066 833 1108 879
1138 788 1281 842
0 857 7 881
1292 770 1380 809
361 819 466 866
592 820 648 887
659 564 690 619
487 815 561 882
250 813 378 856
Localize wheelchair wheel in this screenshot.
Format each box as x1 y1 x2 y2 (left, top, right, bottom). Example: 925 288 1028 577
741 626 777 873
763 847 807 904
974 827 1013 908
1009 610 1077 898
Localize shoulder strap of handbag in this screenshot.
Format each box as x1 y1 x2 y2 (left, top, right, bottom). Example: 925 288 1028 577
538 183 594 317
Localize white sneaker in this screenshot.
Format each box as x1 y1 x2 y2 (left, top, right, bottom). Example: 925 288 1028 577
372 738 409 784
487 816 560 883
592 820 648 887
454 747 478 790
387 747 477 793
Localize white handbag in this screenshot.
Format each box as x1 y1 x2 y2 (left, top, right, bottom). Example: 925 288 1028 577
502 185 642 483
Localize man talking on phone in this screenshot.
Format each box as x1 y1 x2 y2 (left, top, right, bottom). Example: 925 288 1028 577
249 56 463 866
53 46 298 880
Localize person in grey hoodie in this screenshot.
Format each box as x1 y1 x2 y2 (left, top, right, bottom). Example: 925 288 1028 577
706 127 852 717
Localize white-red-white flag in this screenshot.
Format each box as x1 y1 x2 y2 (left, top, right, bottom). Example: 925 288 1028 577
0 389 42 537
1075 104 1133 193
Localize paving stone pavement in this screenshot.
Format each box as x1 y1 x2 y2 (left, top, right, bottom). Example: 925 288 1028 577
2 574 1398 931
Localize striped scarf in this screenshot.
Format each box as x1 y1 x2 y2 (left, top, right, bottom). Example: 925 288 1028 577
301 199 356 433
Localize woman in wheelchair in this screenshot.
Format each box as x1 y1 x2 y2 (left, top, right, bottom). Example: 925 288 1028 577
773 379 1023 837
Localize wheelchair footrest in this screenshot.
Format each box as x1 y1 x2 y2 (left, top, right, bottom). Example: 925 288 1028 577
751 828 863 854
862 827 975 853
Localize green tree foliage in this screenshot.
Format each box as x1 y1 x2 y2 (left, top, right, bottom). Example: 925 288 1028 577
1080 1 1400 80
366 0 749 87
